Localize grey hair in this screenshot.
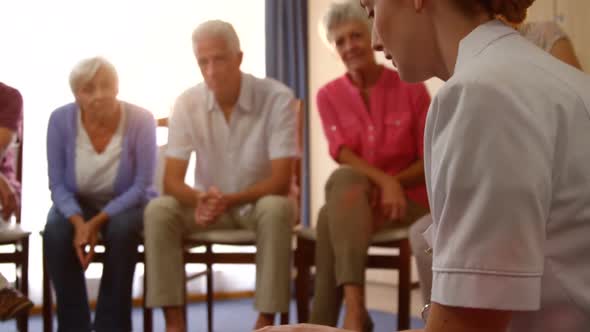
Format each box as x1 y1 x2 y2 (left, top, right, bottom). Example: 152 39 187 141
321 0 371 43
69 56 118 94
192 20 241 54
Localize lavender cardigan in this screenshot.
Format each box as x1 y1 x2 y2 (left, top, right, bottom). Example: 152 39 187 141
47 102 157 218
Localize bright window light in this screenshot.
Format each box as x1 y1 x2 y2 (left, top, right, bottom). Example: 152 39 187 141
0 0 265 304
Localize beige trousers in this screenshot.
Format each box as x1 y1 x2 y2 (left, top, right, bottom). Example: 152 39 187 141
310 167 429 326
144 195 295 313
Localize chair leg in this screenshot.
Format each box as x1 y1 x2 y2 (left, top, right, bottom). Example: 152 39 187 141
280 312 289 325
182 257 188 332
397 239 411 330
206 258 214 332
42 244 53 332
142 262 153 332
295 239 313 323
16 237 29 332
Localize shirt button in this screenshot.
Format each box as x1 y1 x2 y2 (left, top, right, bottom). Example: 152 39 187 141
395 120 401 126
331 125 337 131
368 126 374 131
368 136 375 142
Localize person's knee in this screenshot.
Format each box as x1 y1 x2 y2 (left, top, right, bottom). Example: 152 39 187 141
315 205 330 234
144 196 179 233
256 195 295 230
327 167 367 188
325 167 371 204
105 209 143 242
44 207 71 242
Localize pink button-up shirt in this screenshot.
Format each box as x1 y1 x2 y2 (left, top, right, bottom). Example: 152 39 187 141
317 67 430 207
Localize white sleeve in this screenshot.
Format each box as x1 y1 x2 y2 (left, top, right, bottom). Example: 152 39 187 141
268 91 298 160
427 81 552 311
166 95 194 160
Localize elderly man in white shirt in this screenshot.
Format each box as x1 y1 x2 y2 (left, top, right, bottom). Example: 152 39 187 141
144 20 298 332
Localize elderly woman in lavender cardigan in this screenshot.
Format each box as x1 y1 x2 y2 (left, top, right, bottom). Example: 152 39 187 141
43 57 157 332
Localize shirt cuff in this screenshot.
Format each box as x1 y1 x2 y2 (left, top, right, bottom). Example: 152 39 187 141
431 270 541 311
166 148 191 160
269 146 299 160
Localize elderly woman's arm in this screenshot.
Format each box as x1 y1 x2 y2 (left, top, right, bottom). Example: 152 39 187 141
550 38 582 70
48 109 94 267
47 110 84 220
94 110 157 227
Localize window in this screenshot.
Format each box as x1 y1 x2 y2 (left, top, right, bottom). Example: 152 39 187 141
0 0 265 305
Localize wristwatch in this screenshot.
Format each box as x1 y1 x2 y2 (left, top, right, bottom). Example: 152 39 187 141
421 303 431 323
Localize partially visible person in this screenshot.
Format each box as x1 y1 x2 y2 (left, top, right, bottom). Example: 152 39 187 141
518 20 582 69
409 13 585 308
43 57 157 332
309 2 430 331
144 20 297 332
362 0 590 331
0 83 33 321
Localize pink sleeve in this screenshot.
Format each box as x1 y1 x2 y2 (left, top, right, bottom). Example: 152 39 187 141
316 88 346 161
411 83 431 158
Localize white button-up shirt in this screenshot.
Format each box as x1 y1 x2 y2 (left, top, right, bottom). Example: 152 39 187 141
424 20 590 331
167 73 297 195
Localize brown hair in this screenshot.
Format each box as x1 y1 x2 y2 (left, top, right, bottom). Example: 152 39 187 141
455 0 535 23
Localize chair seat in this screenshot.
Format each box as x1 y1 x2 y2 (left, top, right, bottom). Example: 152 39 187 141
295 226 408 245
0 224 31 243
185 229 256 245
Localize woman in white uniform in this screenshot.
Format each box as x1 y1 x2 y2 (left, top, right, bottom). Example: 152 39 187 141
409 15 584 307
359 0 590 331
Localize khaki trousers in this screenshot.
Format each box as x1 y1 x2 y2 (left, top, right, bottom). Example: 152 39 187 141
310 167 429 326
144 195 295 313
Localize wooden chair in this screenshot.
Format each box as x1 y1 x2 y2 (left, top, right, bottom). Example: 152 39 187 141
0 134 31 332
154 100 304 332
294 227 412 329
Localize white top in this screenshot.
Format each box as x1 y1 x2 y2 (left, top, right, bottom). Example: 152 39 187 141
167 72 297 195
76 104 126 210
424 20 590 331
519 21 567 53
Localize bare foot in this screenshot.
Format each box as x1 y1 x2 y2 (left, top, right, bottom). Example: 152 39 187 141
254 313 275 330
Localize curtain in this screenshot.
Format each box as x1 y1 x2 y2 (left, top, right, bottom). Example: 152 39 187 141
265 0 310 225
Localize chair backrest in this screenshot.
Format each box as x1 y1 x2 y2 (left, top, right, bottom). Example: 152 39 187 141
15 128 22 224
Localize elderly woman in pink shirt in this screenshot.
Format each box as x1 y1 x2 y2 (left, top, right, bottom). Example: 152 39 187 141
310 1 431 331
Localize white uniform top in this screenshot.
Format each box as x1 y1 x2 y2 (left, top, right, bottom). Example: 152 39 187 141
424 20 590 331
76 104 125 210
167 72 297 195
